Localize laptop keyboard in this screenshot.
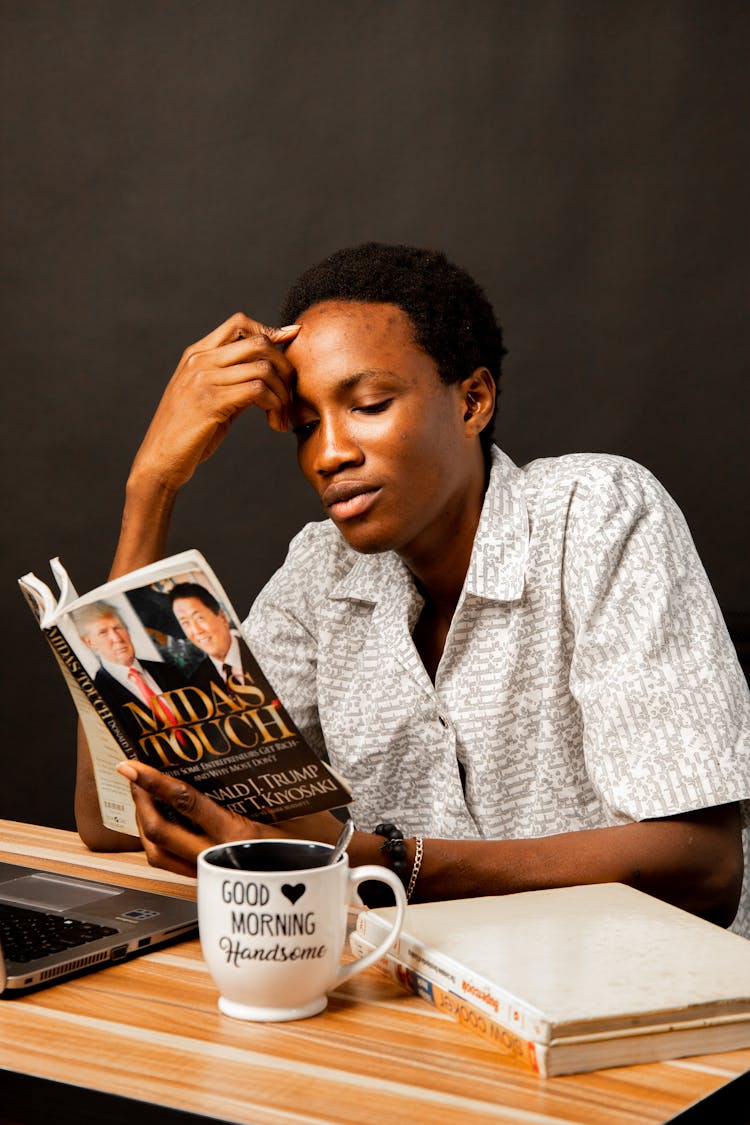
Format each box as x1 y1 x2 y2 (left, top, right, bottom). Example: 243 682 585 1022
0 901 118 963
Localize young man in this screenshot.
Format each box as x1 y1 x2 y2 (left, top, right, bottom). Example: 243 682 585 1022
75 244 750 935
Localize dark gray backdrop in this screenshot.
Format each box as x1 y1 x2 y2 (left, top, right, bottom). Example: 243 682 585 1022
2 1 747 830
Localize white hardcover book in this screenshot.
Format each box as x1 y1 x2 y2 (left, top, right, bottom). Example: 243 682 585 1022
357 884 750 1056
351 924 750 1076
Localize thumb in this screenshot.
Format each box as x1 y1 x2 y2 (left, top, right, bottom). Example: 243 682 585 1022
266 323 301 344
229 319 301 345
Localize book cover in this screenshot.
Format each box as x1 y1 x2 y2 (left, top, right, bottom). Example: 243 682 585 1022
357 884 750 1064
19 549 352 835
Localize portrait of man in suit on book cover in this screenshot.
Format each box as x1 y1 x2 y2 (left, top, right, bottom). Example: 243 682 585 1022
69 600 185 747
168 582 250 698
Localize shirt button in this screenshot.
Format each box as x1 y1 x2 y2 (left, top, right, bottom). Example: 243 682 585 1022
438 715 448 728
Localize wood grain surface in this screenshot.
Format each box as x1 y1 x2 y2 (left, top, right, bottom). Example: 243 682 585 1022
1 820 748 1125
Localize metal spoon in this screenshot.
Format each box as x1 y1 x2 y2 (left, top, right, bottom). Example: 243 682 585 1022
327 818 354 865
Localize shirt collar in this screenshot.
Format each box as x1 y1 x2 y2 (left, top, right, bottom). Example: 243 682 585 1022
209 631 242 675
464 445 528 602
329 547 412 605
328 445 528 607
100 655 147 689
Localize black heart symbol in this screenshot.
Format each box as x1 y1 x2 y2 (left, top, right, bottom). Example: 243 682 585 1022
281 883 306 905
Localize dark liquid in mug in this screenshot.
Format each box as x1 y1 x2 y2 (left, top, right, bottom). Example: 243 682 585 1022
205 840 336 872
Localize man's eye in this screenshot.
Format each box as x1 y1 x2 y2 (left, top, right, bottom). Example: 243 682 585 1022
291 420 318 438
354 398 394 415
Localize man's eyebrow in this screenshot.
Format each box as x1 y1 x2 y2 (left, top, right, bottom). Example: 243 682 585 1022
338 368 402 389
293 369 404 406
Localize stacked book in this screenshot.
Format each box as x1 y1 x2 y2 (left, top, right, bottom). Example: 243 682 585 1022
353 882 750 1077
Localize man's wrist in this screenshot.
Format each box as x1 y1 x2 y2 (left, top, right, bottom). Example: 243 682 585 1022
125 462 181 505
358 823 424 907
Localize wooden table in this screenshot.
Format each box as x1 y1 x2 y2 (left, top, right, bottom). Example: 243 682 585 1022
0 820 748 1125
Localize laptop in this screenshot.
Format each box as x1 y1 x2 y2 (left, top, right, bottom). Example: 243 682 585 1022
0 859 198 993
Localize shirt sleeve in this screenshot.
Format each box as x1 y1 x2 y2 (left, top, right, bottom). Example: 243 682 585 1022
564 457 750 823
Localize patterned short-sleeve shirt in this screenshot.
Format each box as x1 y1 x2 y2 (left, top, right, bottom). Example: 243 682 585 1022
244 447 750 935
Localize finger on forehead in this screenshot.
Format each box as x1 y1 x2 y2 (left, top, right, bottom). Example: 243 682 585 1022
208 364 293 413
210 335 296 379
191 312 277 353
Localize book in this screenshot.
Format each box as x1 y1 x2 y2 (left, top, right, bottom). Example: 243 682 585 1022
356 883 750 1076
349 930 543 1072
19 549 352 836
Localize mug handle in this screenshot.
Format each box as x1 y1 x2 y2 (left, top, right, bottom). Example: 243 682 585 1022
336 865 407 985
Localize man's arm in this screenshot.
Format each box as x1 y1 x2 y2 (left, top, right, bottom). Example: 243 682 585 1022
111 312 299 580
116 762 744 927
75 313 300 847
412 803 743 927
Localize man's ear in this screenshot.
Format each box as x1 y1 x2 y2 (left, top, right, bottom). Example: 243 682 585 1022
460 368 496 436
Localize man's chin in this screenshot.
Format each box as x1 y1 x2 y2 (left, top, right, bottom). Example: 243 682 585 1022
332 520 398 556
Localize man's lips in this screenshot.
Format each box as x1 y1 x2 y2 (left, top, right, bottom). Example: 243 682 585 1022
321 480 381 520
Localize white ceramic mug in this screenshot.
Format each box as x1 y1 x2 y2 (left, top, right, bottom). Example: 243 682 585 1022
197 838 406 1021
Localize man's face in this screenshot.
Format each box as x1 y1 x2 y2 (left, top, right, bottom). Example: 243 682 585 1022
172 596 233 662
83 613 135 666
286 301 480 564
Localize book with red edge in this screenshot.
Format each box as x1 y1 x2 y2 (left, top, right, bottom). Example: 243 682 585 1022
350 929 543 1072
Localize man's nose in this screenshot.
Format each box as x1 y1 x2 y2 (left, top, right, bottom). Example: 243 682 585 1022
314 417 363 476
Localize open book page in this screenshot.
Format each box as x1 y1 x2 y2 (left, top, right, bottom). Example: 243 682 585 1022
18 558 79 626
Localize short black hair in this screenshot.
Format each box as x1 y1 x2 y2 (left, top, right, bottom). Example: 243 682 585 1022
280 242 506 454
169 582 222 615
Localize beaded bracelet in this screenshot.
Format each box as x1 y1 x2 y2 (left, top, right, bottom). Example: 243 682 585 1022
374 822 409 885
373 823 423 903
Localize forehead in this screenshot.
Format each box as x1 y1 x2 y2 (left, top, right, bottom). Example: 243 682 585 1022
92 613 122 630
286 301 438 394
173 597 217 616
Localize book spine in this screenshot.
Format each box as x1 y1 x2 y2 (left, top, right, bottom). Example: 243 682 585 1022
44 625 134 756
356 910 550 1042
350 932 545 1075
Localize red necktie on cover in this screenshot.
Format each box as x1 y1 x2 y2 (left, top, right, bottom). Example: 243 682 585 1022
127 666 186 745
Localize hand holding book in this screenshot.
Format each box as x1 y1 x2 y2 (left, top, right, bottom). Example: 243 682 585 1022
118 758 346 878
20 549 352 842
